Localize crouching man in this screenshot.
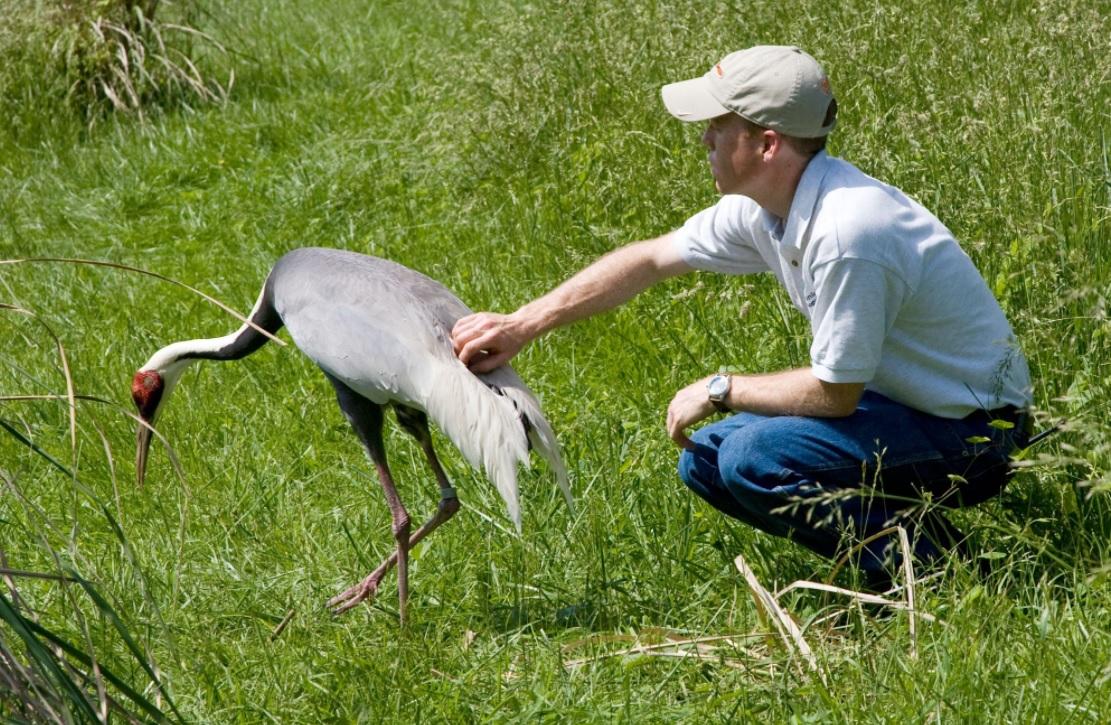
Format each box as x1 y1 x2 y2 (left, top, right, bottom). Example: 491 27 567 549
452 46 1032 586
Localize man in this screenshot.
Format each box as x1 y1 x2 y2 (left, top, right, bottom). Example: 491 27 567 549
451 45 1032 585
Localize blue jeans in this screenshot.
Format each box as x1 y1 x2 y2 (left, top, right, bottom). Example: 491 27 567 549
677 391 1028 576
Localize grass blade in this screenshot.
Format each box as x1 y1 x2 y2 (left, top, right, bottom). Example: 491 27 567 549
0 258 286 347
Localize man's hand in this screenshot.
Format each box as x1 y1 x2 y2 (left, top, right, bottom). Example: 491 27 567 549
451 312 528 373
666 376 718 450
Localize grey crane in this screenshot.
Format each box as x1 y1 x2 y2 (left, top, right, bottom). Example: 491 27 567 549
131 247 572 624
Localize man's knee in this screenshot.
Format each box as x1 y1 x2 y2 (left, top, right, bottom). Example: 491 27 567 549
687 420 721 450
717 423 788 491
677 415 742 488
677 445 709 490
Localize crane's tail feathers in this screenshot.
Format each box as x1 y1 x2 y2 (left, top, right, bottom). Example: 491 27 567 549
425 367 528 530
425 364 571 532
481 368 574 519
499 386 574 517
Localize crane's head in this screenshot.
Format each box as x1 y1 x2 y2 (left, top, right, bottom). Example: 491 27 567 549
131 352 190 486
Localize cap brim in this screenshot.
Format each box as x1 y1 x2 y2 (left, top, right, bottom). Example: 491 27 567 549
660 76 730 122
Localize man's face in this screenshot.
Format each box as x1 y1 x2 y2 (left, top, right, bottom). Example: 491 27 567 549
701 113 763 195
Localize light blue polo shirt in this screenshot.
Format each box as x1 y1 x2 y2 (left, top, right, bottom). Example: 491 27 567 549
674 151 1031 418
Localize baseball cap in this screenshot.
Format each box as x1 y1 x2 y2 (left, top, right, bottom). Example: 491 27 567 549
661 45 837 138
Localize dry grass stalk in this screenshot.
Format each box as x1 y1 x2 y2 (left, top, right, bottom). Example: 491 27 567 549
558 542 937 679
734 554 825 683
897 527 919 659
269 609 296 641
774 580 937 623
561 629 772 672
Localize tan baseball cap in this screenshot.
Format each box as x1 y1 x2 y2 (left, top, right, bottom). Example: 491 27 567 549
661 45 837 138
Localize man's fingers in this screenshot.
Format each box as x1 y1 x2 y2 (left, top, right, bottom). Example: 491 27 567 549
469 350 510 373
457 335 492 366
451 312 524 370
666 409 694 450
670 427 694 450
457 331 515 371
451 315 483 354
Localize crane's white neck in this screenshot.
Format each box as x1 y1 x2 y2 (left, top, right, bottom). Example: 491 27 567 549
140 331 245 374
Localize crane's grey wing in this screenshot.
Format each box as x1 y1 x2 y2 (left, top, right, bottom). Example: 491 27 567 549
273 248 472 326
269 248 461 406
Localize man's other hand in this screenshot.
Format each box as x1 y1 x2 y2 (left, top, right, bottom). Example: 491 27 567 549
666 377 718 450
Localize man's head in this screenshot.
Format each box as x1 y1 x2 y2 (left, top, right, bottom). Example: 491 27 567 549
662 46 836 211
660 45 837 141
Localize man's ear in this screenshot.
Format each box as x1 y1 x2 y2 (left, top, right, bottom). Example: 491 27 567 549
761 129 780 161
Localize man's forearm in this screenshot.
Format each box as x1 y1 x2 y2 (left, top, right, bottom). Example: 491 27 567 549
452 232 690 371
511 233 689 337
666 368 864 449
728 368 864 418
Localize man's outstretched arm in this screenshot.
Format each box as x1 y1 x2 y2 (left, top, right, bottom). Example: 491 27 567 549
452 233 692 372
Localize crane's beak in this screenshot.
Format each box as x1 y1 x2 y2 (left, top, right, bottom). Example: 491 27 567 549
131 369 165 487
135 419 153 487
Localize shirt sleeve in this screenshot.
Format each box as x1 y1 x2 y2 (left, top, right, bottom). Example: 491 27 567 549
672 195 771 275
809 257 908 383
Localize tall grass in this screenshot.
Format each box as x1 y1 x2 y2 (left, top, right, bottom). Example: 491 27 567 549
0 0 231 145
2 0 1110 720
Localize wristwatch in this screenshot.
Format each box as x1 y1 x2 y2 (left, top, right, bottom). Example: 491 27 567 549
706 374 732 414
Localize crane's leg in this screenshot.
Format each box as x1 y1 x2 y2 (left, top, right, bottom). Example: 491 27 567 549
328 406 461 616
325 376 411 624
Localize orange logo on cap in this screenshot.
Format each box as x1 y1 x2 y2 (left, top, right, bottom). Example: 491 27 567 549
820 76 831 94
714 64 724 77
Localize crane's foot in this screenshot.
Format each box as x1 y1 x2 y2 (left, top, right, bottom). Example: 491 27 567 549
328 562 390 615
327 497 459 618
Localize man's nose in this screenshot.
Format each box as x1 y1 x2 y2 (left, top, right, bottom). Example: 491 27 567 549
701 127 713 149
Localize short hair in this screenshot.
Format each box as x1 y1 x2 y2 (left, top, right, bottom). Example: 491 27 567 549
737 97 836 156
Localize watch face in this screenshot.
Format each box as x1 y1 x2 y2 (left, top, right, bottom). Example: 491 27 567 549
707 375 730 398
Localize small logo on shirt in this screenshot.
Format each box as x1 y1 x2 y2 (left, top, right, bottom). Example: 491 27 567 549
806 291 816 308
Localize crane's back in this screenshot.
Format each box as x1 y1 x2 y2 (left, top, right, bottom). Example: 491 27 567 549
270 247 470 330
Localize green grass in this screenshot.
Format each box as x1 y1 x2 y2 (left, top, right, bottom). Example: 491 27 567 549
2 0 1110 720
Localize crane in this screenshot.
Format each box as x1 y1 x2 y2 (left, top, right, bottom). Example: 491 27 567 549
130 247 572 624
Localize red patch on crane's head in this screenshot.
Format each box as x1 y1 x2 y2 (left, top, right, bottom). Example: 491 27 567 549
131 370 164 420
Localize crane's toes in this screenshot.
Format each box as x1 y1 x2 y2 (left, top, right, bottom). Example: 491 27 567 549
328 575 383 615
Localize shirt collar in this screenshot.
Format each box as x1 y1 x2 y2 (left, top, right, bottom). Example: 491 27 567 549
778 150 832 251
